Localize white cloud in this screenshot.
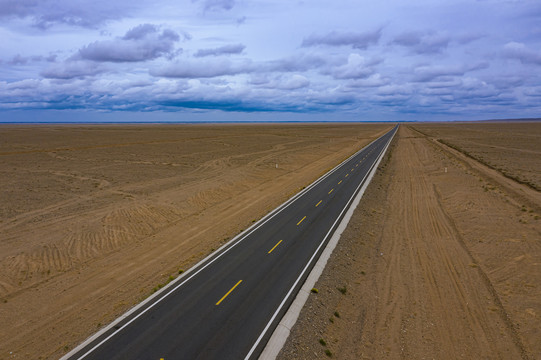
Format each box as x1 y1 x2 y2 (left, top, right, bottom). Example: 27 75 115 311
259 74 310 90
413 62 489 82
345 74 390 88
195 0 236 12
0 0 143 28
152 58 253 78
41 61 107 79
503 42 541 65
1 0 541 121
391 31 451 54
302 29 382 49
326 54 381 80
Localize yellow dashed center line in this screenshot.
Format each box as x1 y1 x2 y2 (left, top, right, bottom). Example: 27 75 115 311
328 188 334 195
356 164 358 167
268 240 283 254
316 200 322 207
216 280 243 305
297 216 307 226
338 180 342 185
345 174 349 177
351 168 354 171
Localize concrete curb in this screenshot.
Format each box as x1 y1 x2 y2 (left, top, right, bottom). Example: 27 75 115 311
258 125 397 360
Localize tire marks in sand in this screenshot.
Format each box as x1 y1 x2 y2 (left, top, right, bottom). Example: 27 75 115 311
0 204 183 297
280 126 535 360
373 131 525 359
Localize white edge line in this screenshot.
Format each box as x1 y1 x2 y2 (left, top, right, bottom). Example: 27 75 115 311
254 125 398 360
61 128 392 360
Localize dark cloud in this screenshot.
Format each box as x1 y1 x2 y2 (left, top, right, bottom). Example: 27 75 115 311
236 16 247 25
123 23 158 40
301 29 382 49
503 42 541 65
6 54 56 65
77 24 180 62
391 31 450 54
0 0 139 28
156 88 347 113
195 44 245 57
490 76 525 90
0 0 39 18
157 97 308 113
309 93 358 109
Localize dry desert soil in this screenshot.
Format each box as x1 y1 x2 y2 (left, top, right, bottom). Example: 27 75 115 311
0 123 391 359
1 122 540 360
279 122 541 359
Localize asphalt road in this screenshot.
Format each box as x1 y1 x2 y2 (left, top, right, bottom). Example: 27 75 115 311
65 125 398 360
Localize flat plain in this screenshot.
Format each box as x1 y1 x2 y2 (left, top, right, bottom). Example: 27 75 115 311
0 123 391 359
280 122 541 359
414 121 541 191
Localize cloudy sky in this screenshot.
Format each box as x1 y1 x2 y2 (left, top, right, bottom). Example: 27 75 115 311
1 0 540 122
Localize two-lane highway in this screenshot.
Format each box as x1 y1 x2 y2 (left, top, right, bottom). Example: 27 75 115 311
64 125 398 360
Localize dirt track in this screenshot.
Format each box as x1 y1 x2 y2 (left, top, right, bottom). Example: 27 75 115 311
0 123 390 359
279 125 540 359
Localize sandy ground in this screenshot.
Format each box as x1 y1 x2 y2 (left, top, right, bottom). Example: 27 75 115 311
0 123 391 359
413 121 541 191
279 124 540 359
